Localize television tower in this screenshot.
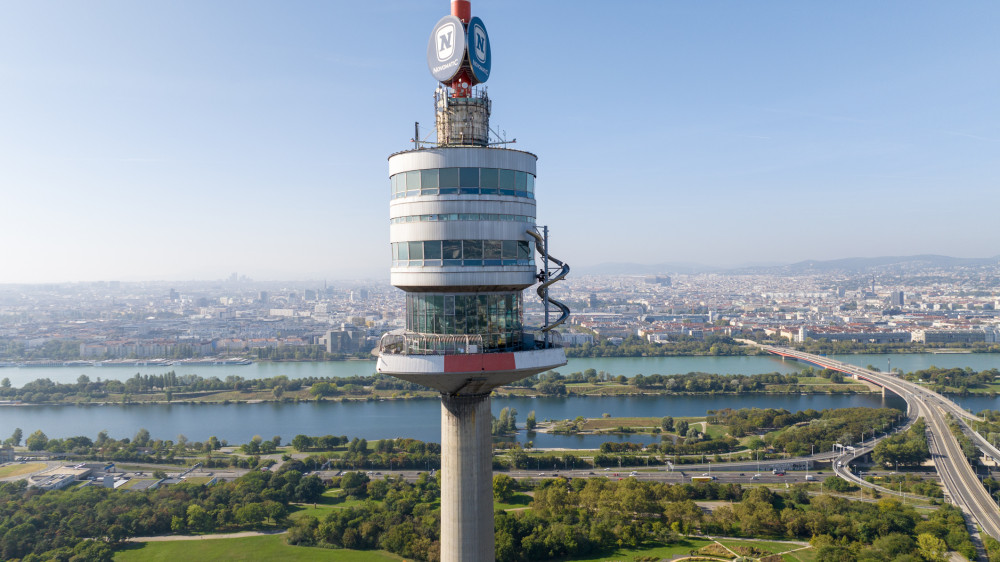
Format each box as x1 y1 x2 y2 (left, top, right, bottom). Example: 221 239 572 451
376 2 569 560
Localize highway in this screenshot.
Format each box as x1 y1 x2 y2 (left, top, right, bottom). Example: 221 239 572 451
759 344 1000 541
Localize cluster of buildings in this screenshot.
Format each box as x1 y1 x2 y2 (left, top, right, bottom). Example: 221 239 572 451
2 262 999 364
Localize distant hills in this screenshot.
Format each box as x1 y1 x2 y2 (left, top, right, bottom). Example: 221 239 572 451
579 254 1000 276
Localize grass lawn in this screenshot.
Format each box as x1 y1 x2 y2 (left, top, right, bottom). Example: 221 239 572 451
715 538 805 555
564 538 713 561
494 492 532 511
0 462 45 478
703 423 729 439
580 416 663 430
114 534 403 561
784 547 817 562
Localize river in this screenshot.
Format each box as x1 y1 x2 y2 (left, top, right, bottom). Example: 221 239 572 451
1 353 995 447
3 352 997 387
2 393 905 448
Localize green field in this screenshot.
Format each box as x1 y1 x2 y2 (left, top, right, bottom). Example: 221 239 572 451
115 534 402 561
0 462 45 478
715 538 807 555
564 538 712 561
494 492 532 511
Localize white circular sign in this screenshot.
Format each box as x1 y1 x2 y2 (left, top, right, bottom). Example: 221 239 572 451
427 15 466 83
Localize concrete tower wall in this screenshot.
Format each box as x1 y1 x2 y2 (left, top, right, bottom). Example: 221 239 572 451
440 393 494 562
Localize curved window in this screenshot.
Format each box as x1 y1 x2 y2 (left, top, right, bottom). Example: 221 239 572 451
391 240 533 267
390 213 534 224
391 168 535 199
407 293 523 352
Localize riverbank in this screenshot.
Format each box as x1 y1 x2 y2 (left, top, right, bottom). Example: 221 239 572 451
0 374 881 408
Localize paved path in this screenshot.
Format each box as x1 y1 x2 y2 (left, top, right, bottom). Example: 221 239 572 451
128 529 286 542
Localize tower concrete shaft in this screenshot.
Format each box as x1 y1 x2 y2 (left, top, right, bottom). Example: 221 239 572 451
377 2 570 559
440 393 494 562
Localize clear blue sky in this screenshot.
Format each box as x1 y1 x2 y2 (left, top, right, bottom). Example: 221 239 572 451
2 1 997 283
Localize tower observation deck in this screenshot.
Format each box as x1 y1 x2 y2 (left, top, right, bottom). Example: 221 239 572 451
375 2 568 560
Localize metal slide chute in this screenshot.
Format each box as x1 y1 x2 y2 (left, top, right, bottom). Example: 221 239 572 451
526 228 570 334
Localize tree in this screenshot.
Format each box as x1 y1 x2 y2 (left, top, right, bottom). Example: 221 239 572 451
746 436 766 452
186 504 214 533
236 503 267 525
917 533 948 562
272 385 284 399
493 473 516 502
675 420 689 436
25 429 48 451
1 377 9 388
264 500 287 524
292 434 312 451
525 411 536 431
661 416 674 431
10 427 22 447
134 428 150 447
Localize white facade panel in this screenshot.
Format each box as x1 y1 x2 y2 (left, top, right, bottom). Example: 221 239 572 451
388 147 537 175
390 269 536 289
389 198 536 218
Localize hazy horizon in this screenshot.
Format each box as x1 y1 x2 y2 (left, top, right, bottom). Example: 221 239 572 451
2 1 998 283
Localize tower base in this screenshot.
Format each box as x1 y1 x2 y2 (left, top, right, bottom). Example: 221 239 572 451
440 393 494 562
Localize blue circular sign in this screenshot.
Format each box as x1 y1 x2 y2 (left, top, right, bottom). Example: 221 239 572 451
466 16 491 84
427 15 466 83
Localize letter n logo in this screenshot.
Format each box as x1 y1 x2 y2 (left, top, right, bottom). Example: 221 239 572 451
437 23 455 61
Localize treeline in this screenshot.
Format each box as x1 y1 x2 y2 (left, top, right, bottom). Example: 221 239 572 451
252 344 370 362
0 466 323 561
0 339 82 360
0 371 428 404
286 472 441 559
287 435 442 471
8 426 229 465
708 407 825 437
947 415 979 465
566 335 757 358
902 366 1000 396
766 408 902 457
872 419 931 467
507 368 804 396
291 472 975 561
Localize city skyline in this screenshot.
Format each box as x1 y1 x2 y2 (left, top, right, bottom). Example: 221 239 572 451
2 1 998 283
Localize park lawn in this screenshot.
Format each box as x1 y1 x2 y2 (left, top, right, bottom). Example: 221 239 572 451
494 492 532 511
564 538 713 561
288 502 338 521
114 534 403 561
0 462 45 478
715 538 805 555
580 416 663 430
784 546 818 562
703 423 729 439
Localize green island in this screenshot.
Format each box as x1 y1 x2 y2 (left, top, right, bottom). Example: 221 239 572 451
0 364 886 408
6 405 918 471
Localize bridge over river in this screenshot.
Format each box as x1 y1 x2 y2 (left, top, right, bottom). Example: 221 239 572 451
755 343 1000 545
